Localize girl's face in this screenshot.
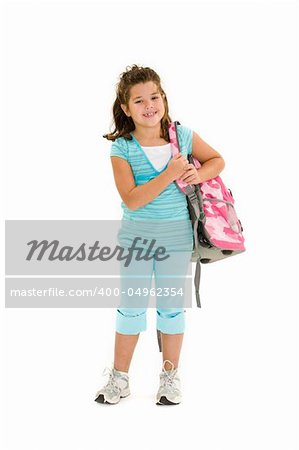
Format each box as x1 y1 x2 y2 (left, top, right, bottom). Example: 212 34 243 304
121 81 165 129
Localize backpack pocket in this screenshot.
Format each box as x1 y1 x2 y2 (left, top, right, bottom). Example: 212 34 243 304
203 198 242 234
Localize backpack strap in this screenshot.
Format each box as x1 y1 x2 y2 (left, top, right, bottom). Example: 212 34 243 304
195 260 202 308
168 121 201 196
169 120 203 309
156 329 162 352
168 121 194 190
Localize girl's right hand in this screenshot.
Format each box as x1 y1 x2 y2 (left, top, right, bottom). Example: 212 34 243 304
166 153 189 181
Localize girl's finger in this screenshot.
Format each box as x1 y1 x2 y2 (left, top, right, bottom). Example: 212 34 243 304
183 176 196 183
181 169 193 180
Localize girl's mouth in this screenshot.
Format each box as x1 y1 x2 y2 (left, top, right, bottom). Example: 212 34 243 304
143 111 157 118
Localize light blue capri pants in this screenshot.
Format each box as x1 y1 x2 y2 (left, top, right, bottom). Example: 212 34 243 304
115 219 193 335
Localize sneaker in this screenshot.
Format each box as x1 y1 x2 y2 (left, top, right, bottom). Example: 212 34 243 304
156 359 182 405
94 367 130 404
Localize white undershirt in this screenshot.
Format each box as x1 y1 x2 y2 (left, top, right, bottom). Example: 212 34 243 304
141 143 172 171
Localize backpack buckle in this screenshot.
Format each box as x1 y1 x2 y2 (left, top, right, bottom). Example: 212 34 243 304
184 185 195 196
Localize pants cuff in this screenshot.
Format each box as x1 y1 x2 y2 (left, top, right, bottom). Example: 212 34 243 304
115 309 147 335
156 309 185 334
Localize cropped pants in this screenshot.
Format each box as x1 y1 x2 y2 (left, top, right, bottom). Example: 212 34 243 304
115 248 192 335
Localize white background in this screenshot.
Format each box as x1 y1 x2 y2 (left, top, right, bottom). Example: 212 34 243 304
1 0 299 449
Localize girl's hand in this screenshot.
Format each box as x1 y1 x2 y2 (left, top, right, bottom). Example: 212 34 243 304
179 163 201 185
166 154 189 181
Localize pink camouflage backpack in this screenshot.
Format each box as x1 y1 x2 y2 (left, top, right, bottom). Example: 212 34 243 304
169 121 246 308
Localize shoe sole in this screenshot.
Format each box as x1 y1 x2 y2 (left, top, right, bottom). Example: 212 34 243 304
94 391 130 405
156 396 180 405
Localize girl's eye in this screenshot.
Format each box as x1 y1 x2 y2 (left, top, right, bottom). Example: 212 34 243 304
135 96 159 104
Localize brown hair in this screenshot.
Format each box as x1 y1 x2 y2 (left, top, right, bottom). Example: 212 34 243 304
103 64 172 142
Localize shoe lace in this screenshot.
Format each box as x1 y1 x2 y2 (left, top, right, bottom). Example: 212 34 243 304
161 360 179 392
102 367 121 394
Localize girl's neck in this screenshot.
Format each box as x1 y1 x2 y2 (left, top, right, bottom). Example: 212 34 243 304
132 124 162 140
132 126 168 146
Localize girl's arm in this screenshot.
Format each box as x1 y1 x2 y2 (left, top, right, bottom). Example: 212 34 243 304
110 154 185 211
179 131 225 185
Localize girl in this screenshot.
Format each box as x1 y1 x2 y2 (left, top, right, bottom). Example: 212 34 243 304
95 64 225 405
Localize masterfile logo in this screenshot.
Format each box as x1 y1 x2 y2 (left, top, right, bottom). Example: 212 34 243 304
25 237 170 266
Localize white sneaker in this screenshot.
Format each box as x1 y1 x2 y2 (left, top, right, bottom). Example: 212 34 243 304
156 360 182 405
94 367 130 404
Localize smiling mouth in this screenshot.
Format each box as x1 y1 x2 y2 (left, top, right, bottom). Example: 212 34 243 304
143 111 157 118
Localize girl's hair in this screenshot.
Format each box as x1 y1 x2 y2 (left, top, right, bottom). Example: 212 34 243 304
103 64 172 142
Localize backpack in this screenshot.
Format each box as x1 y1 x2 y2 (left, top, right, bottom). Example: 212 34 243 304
169 120 246 308
156 121 246 352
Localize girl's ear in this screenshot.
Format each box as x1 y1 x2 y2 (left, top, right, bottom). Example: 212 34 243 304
120 103 130 117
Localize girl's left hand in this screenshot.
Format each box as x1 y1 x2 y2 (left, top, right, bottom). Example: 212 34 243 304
179 163 201 185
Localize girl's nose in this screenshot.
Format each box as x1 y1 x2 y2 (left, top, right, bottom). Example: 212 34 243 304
145 102 154 109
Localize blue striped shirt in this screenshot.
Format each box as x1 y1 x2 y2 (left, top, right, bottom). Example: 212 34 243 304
110 124 193 221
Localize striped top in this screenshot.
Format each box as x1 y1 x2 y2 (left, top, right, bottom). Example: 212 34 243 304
110 124 193 221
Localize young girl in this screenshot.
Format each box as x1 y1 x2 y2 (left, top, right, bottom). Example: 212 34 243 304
95 64 225 405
